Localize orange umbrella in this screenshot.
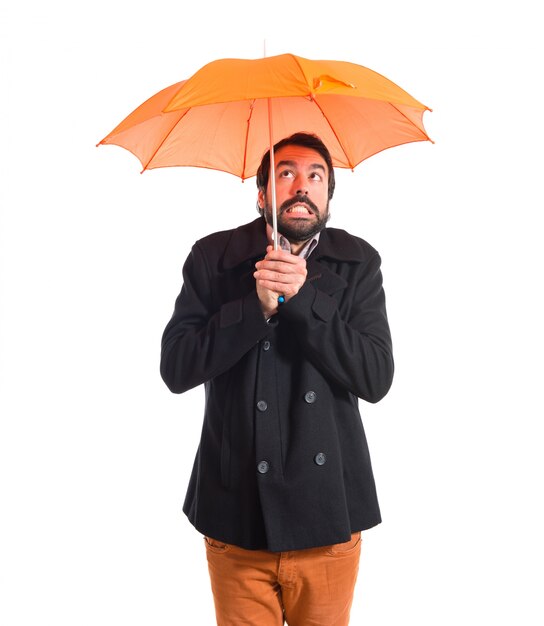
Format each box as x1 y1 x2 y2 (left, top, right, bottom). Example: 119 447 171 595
98 53 432 246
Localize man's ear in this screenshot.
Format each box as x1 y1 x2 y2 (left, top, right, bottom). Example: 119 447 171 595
257 189 265 210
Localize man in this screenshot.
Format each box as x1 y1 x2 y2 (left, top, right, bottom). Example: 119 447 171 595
160 133 394 625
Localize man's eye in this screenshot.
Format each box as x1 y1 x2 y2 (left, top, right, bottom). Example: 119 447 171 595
309 172 322 181
279 170 294 178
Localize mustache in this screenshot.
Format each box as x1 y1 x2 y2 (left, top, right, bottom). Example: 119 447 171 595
279 194 320 215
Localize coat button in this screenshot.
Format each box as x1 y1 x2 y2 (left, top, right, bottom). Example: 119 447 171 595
257 460 270 474
263 340 271 351
257 400 268 412
314 452 326 466
304 391 317 404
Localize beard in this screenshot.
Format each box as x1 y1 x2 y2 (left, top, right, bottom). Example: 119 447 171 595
263 193 330 243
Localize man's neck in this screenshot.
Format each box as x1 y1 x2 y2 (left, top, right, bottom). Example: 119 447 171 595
289 239 311 255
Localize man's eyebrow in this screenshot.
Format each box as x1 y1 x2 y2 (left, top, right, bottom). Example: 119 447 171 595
277 160 326 172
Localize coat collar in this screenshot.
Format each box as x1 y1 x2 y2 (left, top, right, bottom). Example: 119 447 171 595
223 217 362 269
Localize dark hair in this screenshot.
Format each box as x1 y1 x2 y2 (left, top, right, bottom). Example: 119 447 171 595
256 133 336 201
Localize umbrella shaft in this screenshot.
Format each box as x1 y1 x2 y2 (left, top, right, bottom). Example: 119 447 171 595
267 98 278 251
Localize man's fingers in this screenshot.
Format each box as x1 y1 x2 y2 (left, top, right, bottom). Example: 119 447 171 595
254 268 307 284
263 249 307 266
255 260 307 275
256 279 301 296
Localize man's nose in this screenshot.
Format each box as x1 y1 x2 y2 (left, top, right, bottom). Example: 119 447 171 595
294 176 308 196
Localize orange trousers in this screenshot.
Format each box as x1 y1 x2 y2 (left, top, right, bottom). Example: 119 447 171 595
205 532 362 626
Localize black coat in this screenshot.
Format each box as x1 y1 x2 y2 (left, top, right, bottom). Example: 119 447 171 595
160 217 393 552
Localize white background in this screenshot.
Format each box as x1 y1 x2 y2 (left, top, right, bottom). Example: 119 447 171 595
1 1 543 624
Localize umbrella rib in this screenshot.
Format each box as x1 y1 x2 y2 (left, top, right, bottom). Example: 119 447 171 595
140 108 191 172
310 97 355 170
290 54 313 90
241 100 256 181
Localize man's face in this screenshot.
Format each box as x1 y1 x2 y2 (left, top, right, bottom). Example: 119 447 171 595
258 144 330 243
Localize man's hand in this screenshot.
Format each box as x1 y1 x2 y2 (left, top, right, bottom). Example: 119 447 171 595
254 245 307 319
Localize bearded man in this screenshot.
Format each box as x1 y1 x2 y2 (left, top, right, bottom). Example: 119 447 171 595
160 132 394 626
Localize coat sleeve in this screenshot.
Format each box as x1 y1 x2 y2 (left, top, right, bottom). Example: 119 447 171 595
279 251 394 403
160 243 272 394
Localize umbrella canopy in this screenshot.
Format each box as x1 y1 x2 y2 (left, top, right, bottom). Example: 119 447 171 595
98 53 432 179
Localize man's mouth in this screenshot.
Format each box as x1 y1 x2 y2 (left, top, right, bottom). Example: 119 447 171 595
284 203 313 216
